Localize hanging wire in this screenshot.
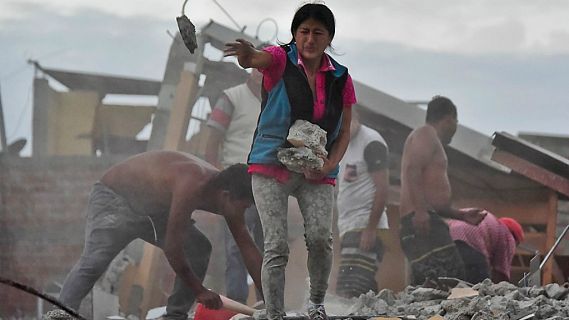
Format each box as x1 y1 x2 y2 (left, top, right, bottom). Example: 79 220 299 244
181 0 189 15
211 0 243 31
255 17 279 43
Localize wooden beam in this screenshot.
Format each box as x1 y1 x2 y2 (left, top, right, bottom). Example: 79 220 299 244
542 191 558 284
0 84 7 151
492 149 569 198
163 67 199 151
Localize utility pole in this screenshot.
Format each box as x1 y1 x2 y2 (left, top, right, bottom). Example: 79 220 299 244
0 84 7 152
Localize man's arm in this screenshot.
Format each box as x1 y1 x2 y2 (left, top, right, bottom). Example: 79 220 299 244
204 128 224 169
360 141 389 251
404 128 436 235
225 213 264 299
164 178 222 309
205 95 235 169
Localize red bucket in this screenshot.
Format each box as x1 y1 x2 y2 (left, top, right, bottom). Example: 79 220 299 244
193 303 237 320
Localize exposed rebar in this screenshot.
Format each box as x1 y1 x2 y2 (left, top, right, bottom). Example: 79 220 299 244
0 276 85 320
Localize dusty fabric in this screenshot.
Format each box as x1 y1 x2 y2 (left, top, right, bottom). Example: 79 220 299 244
58 182 211 320
400 212 465 285
336 230 384 298
448 212 516 277
252 173 333 320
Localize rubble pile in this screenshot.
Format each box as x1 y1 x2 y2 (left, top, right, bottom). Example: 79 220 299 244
345 280 569 319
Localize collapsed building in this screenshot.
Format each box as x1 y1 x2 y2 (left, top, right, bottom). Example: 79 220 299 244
1 21 568 319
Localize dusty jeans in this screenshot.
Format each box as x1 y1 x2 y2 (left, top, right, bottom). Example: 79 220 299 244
58 182 211 320
224 204 264 303
252 173 334 320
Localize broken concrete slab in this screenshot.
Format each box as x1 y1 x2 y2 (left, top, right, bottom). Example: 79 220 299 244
43 310 76 320
277 146 324 173
447 287 479 299
544 283 569 300
409 287 449 302
286 120 327 157
277 120 328 173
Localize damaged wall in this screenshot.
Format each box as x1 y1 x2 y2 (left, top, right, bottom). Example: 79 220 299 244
0 155 123 317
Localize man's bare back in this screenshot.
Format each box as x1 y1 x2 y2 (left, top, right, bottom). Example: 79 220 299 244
101 151 217 216
400 125 452 217
93 150 262 309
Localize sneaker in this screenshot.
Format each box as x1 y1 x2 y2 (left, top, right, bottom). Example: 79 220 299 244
308 304 328 320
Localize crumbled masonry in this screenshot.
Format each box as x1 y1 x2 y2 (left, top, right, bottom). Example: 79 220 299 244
43 309 76 320
278 146 324 173
278 120 327 173
342 280 569 319
44 280 569 319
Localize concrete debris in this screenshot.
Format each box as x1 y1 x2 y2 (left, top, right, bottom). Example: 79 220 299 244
277 147 324 173
376 288 397 306
286 120 327 156
277 120 327 173
100 251 135 294
341 279 569 319
544 283 569 300
43 309 76 320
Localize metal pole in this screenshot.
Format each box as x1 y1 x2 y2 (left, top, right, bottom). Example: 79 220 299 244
0 84 7 151
539 224 569 270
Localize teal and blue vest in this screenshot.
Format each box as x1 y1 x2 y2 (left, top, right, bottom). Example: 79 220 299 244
248 43 349 179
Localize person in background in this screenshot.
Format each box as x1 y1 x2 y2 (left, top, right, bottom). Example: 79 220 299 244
399 96 486 285
336 109 390 297
57 151 263 320
448 213 524 283
205 69 265 305
224 3 356 319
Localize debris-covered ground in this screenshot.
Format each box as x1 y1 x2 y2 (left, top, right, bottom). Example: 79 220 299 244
340 279 569 320
43 280 569 320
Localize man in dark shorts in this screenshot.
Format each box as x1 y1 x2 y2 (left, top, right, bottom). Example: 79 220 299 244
57 151 262 319
399 96 486 285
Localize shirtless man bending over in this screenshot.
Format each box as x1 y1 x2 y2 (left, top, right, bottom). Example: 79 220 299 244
399 96 486 285
58 151 262 320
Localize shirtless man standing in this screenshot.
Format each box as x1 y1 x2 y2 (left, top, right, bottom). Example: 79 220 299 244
58 151 262 319
399 96 485 285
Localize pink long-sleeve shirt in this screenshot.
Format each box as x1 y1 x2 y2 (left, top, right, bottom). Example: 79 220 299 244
248 45 357 185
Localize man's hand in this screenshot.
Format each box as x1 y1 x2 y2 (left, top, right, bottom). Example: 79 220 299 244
412 210 431 236
196 288 223 310
460 208 487 225
359 227 377 252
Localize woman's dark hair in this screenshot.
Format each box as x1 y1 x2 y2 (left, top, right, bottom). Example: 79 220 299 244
290 3 335 43
209 163 254 202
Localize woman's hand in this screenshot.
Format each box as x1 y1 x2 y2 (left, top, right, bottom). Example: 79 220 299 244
303 157 334 180
224 39 256 68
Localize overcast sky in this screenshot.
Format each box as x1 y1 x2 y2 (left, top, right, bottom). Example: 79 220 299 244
1 0 568 155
